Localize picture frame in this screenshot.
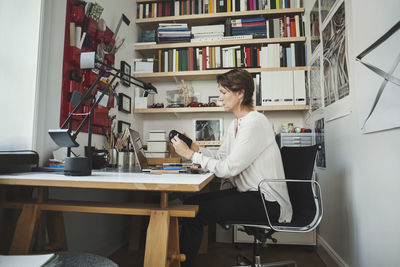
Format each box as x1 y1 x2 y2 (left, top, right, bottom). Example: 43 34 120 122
118 93 131 113
208 96 219 105
117 120 131 133
120 60 131 87
193 118 223 142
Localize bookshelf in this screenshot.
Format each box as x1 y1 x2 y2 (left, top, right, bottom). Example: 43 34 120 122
134 105 309 114
133 1 308 112
136 8 305 29
134 66 307 82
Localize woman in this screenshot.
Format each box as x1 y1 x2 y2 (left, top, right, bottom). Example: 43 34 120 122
171 69 292 267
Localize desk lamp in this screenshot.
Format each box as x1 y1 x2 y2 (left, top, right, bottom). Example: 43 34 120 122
49 52 157 176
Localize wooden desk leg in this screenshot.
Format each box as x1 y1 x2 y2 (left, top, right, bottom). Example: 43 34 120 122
168 217 185 267
46 211 68 251
9 204 41 255
143 210 170 267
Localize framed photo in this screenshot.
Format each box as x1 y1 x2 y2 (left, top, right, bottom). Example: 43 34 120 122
208 96 219 104
118 93 131 113
193 118 223 142
120 61 131 87
117 120 131 133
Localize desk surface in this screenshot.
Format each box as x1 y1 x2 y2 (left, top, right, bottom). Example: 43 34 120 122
0 171 215 192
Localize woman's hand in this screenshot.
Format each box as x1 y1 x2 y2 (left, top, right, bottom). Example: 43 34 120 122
181 132 199 152
171 135 195 160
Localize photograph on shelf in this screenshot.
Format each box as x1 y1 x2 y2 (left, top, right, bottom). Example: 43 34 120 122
310 0 321 54
322 1 349 108
117 120 131 133
118 93 131 113
120 60 131 87
208 96 220 106
193 118 223 142
320 0 338 25
315 118 326 168
310 51 323 111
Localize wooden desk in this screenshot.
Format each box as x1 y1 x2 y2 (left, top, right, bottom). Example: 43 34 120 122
0 171 214 267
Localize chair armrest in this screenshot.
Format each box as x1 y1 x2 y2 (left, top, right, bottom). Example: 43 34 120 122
258 179 323 233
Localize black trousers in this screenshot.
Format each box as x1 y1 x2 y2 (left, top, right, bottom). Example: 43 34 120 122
179 188 280 267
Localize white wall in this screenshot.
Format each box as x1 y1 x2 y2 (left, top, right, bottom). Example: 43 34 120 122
304 0 400 266
0 0 42 150
34 0 139 256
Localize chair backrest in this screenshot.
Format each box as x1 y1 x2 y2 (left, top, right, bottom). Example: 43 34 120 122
281 145 319 227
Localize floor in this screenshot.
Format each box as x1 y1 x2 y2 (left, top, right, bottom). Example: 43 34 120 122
109 241 327 267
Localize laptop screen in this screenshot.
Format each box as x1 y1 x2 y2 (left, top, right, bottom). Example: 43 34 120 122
129 128 148 170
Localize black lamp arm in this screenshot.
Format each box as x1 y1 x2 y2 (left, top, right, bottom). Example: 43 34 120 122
72 70 119 139
97 60 157 93
60 68 106 130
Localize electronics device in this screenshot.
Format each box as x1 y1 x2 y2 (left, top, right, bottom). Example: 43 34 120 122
168 130 193 148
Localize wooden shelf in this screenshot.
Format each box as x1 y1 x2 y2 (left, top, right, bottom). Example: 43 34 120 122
136 8 305 28
133 66 307 82
134 105 309 114
135 37 305 57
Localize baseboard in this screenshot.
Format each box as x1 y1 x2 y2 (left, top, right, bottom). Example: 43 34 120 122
316 235 350 267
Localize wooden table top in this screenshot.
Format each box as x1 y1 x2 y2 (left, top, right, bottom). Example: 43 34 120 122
0 171 215 192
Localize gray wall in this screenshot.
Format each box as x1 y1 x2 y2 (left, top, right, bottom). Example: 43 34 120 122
304 0 400 266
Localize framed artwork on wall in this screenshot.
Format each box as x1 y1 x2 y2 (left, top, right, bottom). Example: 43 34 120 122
117 120 131 133
193 118 223 142
120 61 131 87
118 93 131 113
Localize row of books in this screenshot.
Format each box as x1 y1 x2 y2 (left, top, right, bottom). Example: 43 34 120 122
136 0 302 18
261 43 305 68
150 43 305 73
157 23 191 43
229 15 304 38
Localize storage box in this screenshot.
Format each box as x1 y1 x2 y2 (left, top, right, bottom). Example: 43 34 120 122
134 95 154 109
149 130 167 140
147 141 168 152
145 152 169 158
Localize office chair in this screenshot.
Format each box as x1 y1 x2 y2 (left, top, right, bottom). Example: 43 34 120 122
220 145 323 267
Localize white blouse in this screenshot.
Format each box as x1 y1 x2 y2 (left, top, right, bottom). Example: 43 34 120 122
192 111 293 223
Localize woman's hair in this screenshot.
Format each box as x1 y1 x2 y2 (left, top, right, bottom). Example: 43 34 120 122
216 69 254 108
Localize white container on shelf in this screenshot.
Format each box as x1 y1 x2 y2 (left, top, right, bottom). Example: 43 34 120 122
149 130 167 141
145 152 169 158
147 140 168 152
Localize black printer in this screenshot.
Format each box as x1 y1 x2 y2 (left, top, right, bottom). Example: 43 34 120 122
0 151 39 173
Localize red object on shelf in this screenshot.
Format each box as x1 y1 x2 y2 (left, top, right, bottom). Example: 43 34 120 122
95 30 105 42
71 5 85 23
104 54 115 66
87 17 98 38
66 46 81 66
104 27 114 43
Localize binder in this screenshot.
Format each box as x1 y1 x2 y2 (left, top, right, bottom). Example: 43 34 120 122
293 70 306 105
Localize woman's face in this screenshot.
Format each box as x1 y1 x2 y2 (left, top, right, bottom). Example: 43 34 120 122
218 85 242 112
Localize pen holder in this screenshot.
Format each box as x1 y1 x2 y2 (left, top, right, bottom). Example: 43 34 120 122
118 151 129 169
108 149 118 167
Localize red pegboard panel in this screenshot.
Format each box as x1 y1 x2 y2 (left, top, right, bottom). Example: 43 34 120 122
60 0 114 135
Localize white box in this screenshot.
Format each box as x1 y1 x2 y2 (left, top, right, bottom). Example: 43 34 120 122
261 71 294 106
145 152 169 158
147 141 168 152
134 95 154 109
293 70 306 105
149 130 167 140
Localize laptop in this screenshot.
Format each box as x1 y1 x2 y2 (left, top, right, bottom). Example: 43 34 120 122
129 128 193 173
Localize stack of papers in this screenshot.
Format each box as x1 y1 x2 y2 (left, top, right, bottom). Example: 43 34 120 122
0 254 58 267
